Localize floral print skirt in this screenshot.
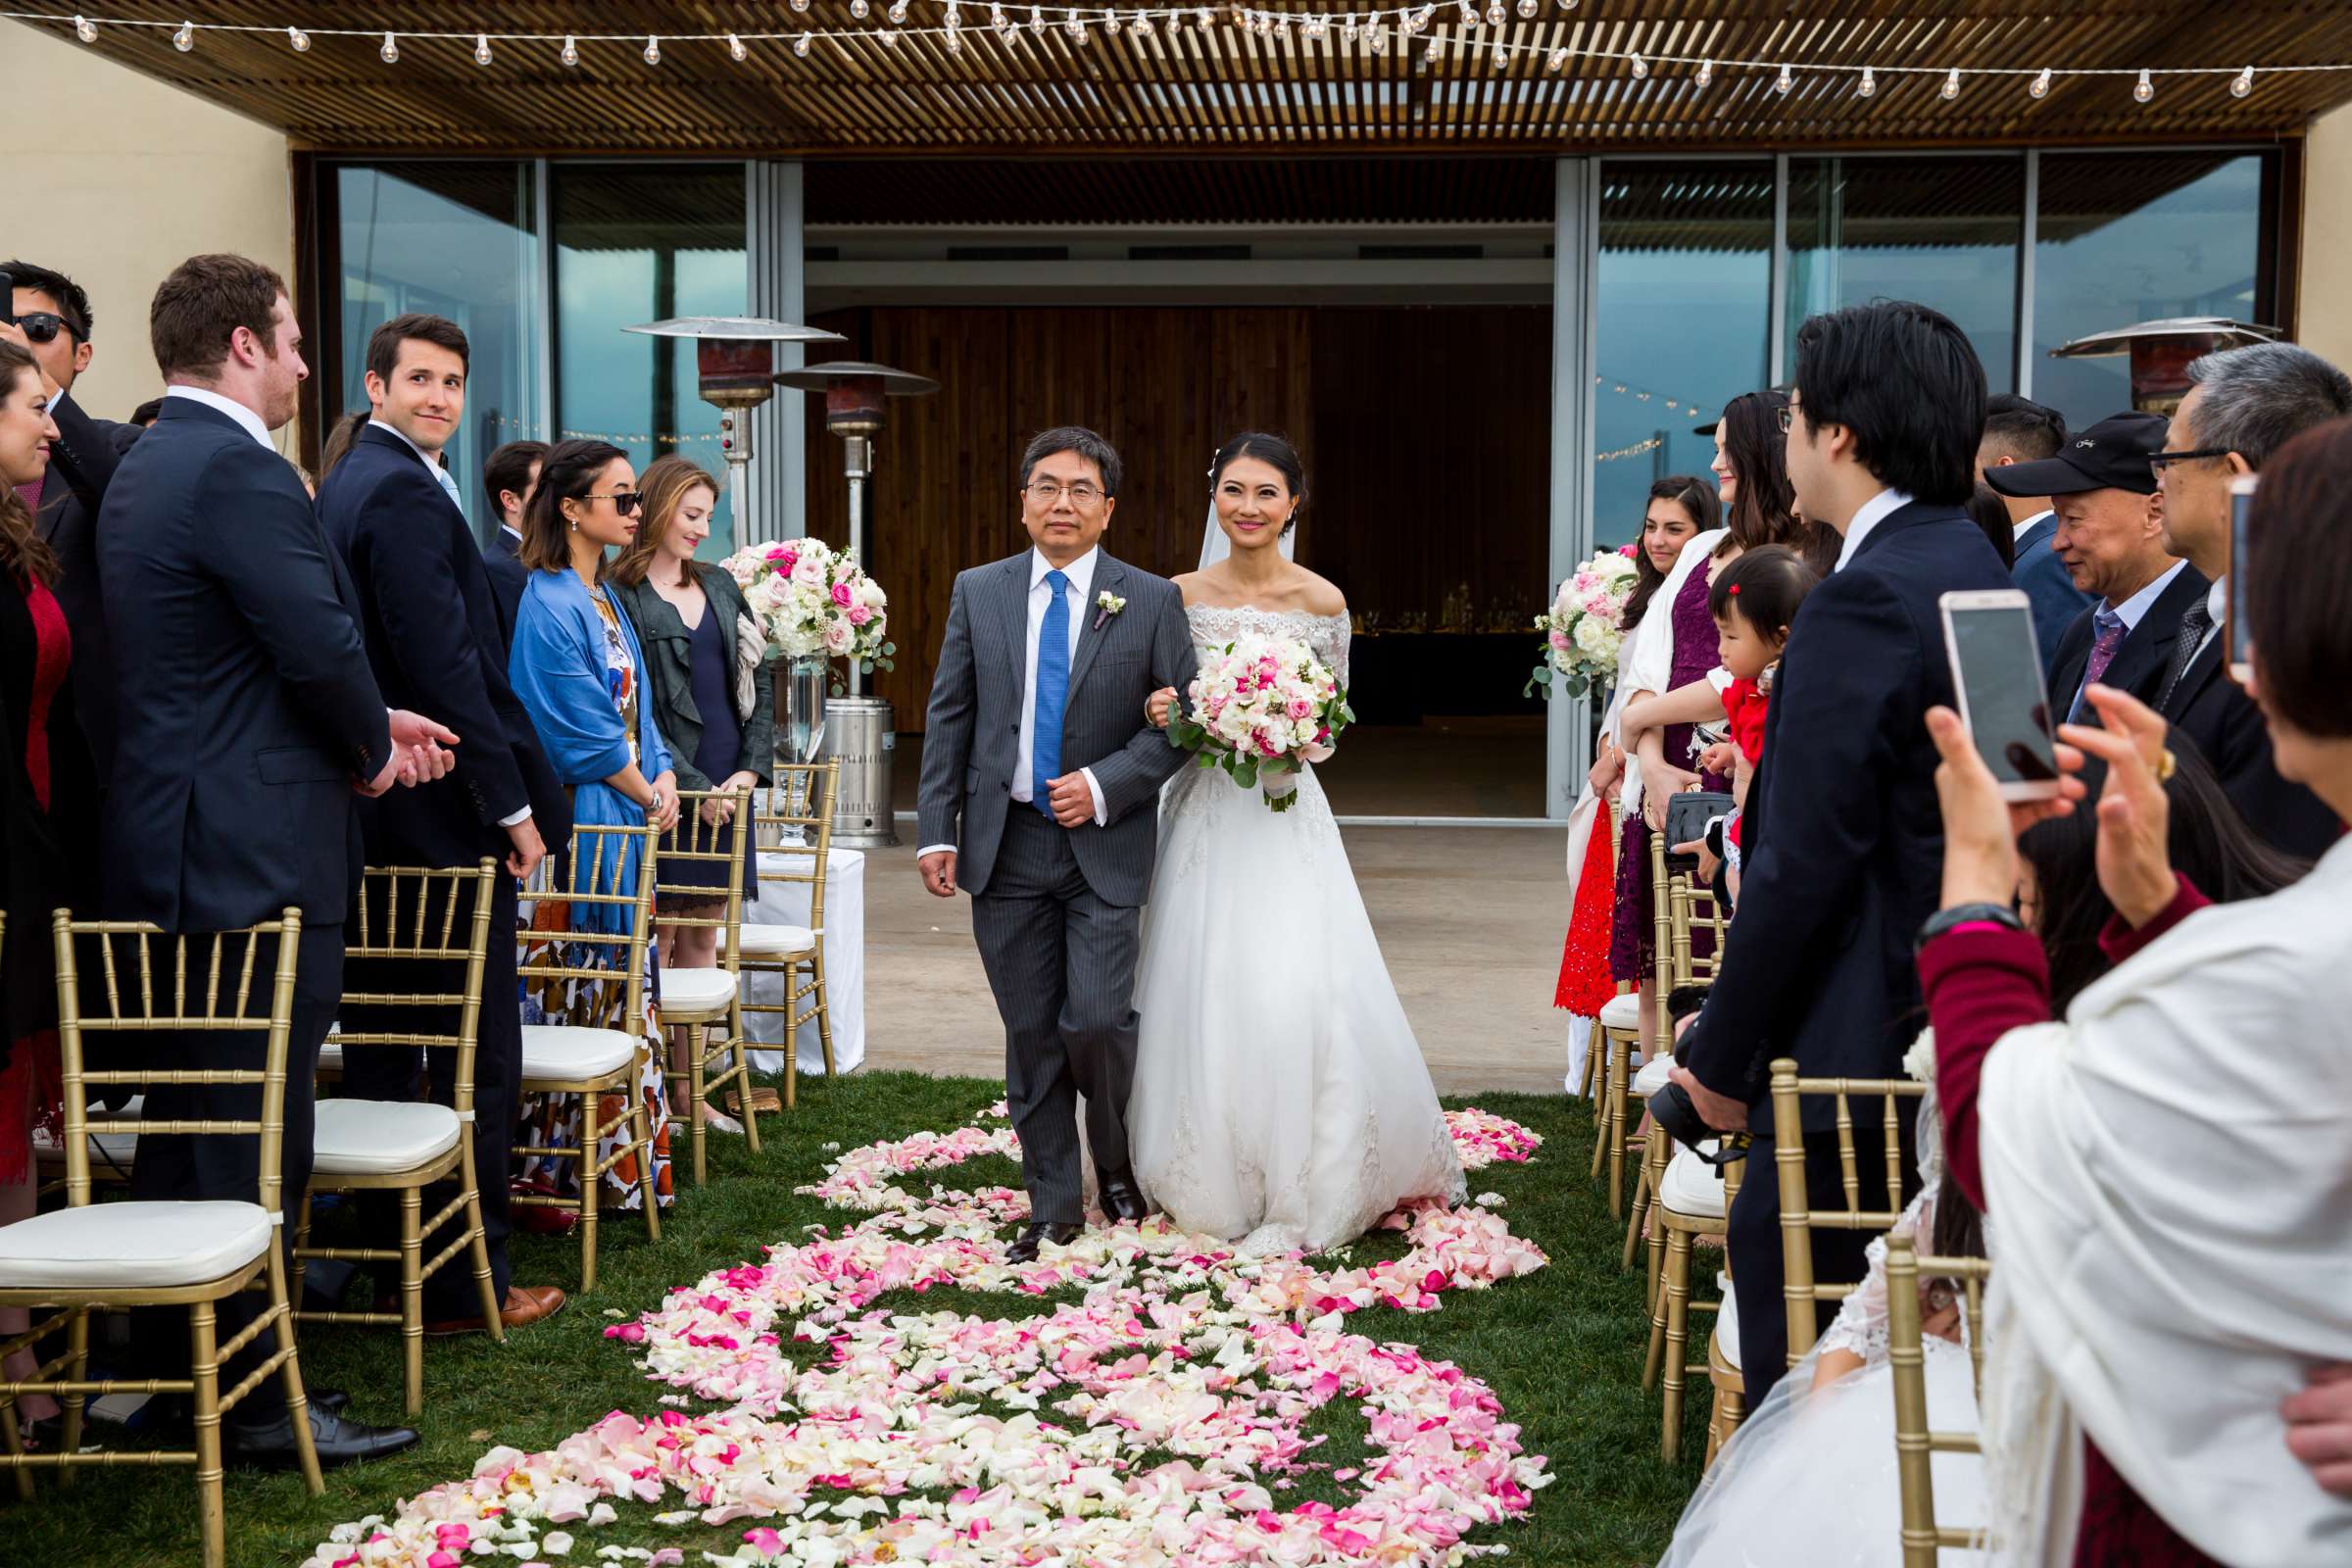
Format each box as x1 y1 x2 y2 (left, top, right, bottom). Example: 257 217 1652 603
514 904 673 1212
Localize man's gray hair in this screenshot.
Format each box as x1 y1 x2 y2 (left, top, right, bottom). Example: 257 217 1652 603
2186 341 2352 471
1019 425 1123 497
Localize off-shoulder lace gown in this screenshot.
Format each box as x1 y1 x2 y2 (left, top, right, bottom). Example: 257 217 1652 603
1128 605 1466 1254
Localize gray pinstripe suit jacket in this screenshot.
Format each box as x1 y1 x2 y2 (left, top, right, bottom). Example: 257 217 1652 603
917 549 1199 907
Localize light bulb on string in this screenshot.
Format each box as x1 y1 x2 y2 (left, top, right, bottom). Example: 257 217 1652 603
286 25 310 52
851 0 870 19
172 20 193 51
379 31 399 64
794 32 813 57
1198 8 1214 28
1517 0 1538 16
1628 51 1646 80
1065 10 1085 39
1694 59 1712 88
1425 34 1442 65
889 0 909 23
561 35 579 66
1368 22 1387 52
791 0 808 11
1134 9 1154 37
473 33 494 66
1940 67 1960 100
2232 66 2255 97
1106 14 1123 35
1485 2 1504 25
2030 66 2051 98
1341 19 1356 45
1274 14 1290 41
1774 63 1792 94
946 23 965 50
1455 1 1475 25
2133 68 2153 103
1491 37 1507 67
1856 65 1874 97
74 15 97 44
991 3 1007 26
882 28 901 46
643 35 661 65
728 33 748 61
1544 46 1566 73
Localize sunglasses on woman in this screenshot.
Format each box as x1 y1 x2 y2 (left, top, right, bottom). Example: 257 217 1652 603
585 489 643 515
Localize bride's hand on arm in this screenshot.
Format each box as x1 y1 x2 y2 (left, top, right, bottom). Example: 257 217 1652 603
1146 687 1179 728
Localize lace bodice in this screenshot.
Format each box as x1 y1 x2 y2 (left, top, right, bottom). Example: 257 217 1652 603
1185 604 1350 690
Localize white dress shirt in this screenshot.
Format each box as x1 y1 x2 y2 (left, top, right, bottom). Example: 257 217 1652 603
1834 487 1918 572
2196 573 2228 663
163 383 272 448
916 547 1108 858
2104 559 2189 632
2012 507 2054 544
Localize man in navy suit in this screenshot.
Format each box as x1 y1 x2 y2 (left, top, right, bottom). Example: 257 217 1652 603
1987 411 2205 727
317 315 569 1338
2151 343 2349 859
478 438 545 649
1976 393 2090 678
99 254 446 1466
1670 301 2012 1402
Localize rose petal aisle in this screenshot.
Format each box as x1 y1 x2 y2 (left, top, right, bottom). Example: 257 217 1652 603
303 1107 1554 1567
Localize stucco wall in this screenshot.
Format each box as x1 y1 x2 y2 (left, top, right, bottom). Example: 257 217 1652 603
9 19 292 426
2302 99 2352 368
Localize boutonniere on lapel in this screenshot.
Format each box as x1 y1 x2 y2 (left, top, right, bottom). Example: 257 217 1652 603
1094 591 1127 631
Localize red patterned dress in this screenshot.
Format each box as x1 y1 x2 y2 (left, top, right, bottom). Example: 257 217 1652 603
1 574 72 1183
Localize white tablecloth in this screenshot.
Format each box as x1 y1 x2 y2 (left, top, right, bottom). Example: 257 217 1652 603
742 847 865 1076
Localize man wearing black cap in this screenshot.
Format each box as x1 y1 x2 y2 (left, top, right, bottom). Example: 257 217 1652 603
1984 412 2206 727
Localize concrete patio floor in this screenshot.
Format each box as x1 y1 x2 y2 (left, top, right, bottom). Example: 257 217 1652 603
854 823 1574 1097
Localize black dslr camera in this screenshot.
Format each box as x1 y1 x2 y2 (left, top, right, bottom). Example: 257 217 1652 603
1644 985 1748 1166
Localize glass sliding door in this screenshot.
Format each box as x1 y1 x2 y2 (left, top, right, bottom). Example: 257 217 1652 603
330 161 542 540
553 164 749 561
1592 160 1773 549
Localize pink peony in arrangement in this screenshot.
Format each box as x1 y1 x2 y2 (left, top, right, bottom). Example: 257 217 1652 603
1168 634 1354 811
1526 547 1642 700
719 537 894 676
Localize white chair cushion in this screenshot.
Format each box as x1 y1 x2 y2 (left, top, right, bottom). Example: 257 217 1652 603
1597 993 1643 1032
519 1024 639 1080
32 1097 143 1167
1633 1054 1675 1097
317 1042 342 1071
659 966 737 1014
1660 1145 1728 1220
737 922 815 957
0 1200 272 1290
312 1100 463 1178
1714 1279 1743 1370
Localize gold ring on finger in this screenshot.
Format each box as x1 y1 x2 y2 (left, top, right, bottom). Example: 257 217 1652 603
2156 748 2177 782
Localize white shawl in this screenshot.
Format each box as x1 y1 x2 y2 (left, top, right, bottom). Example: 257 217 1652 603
1615 527 1728 815
1975 834 2352 1567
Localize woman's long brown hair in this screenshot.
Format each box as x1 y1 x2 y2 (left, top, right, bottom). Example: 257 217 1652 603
0 345 61 588
607 455 720 589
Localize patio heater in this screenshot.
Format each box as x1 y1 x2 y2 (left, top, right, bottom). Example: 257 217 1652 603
2050 317 2279 416
774 360 942 850
618 316 845 554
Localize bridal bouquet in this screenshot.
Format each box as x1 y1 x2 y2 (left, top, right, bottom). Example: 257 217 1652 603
720 536 895 676
1167 635 1352 811
1526 544 1641 699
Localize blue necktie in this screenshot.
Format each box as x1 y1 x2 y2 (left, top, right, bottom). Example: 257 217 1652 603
1033 569 1070 815
430 461 466 514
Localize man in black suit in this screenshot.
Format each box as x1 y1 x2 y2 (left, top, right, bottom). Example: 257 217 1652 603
7 260 142 778
1975 393 2091 679
479 438 545 649
1986 411 2206 725
99 253 449 1467
1670 301 2012 1402
2151 343 2349 859
318 315 567 1337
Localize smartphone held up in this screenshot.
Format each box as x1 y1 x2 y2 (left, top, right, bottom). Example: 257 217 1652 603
2229 473 2257 687
1939 589 2062 803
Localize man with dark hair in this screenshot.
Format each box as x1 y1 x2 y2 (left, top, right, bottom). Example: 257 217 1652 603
479 438 547 644
129 396 165 427
7 260 142 777
1986 412 2205 726
916 425 1196 1263
1977 392 2089 673
98 253 447 1468
1670 300 2013 1404
318 313 569 1339
2152 341 2350 858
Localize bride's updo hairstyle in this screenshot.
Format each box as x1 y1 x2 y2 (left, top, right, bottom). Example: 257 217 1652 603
1211 431 1306 537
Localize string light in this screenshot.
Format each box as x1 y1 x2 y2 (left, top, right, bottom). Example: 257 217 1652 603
1484 0 1503 24
1774 62 1792 94
1628 51 1646 79
2232 65 2255 97
474 31 493 66
1516 0 1537 17
1031 5 1046 31
889 0 911 23
1940 66 1960 100
1455 0 1474 24
794 32 813 56
990 3 1007 27
2133 67 2153 103
1064 9 1085 38
560 34 578 66
1366 23 1386 54
642 33 661 65
850 0 869 19
791 0 809 11
1693 59 1711 88
286 24 308 51
727 32 748 61
882 27 901 45
2031 66 2052 98
1856 65 1874 97
946 21 963 50
378 29 398 64
1424 33 1441 65
1544 46 1566 73
172 18 192 51
73 13 94 43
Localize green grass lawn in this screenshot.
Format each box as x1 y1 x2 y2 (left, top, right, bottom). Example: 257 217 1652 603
2 1072 1707 1567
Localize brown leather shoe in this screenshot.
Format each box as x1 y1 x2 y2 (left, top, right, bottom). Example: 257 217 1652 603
424 1285 568 1337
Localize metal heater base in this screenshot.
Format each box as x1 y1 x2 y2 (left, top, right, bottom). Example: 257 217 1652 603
822 696 902 849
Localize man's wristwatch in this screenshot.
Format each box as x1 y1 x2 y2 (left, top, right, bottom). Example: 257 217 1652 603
1915 902 2025 955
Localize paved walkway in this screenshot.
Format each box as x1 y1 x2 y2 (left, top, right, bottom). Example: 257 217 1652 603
856 824 1574 1096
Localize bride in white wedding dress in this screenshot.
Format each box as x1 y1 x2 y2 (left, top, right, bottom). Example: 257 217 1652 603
1128 433 1465 1255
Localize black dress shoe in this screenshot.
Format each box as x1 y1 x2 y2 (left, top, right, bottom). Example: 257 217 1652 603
309 1388 350 1415
1098 1171 1151 1224
1004 1221 1083 1264
226 1404 418 1470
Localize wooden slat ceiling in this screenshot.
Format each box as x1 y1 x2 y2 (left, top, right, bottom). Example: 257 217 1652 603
23 2 2352 157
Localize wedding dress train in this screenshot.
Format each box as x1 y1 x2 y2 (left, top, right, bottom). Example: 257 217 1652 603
1129 605 1465 1254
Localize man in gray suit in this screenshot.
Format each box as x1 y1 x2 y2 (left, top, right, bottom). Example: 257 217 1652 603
917 426 1199 1262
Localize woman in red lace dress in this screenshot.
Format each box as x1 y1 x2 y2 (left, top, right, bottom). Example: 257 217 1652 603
0 336 98 1442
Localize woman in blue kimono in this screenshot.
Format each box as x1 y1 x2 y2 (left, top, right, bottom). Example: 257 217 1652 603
507 438 681 1214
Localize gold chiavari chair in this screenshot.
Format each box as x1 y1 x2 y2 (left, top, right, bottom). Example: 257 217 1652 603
513 823 663 1293
296 861 505 1415
737 762 840 1109
1588 808 1668 1214
652 788 760 1185
1642 1137 1745 1461
0 910 323 1565
1767 1056 1929 1366
1620 853 1728 1284
1886 1238 1992 1566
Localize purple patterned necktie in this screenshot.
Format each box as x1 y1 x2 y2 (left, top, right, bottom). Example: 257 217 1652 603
2070 609 2127 724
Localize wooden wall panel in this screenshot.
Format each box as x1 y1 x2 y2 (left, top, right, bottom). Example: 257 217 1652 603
799 304 1543 732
